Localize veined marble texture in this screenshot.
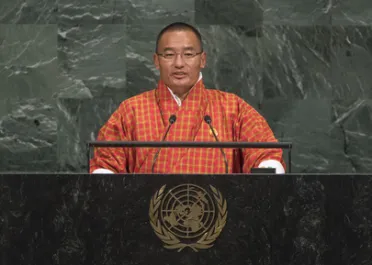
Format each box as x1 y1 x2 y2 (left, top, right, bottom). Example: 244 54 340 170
0 0 371 172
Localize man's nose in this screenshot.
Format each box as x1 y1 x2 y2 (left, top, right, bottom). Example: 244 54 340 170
173 54 186 67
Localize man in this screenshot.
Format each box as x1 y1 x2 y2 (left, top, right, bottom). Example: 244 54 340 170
90 22 285 174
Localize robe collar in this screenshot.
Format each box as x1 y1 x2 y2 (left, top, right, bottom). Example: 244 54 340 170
155 73 208 115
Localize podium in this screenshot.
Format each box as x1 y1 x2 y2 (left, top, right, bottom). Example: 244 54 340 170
0 173 371 264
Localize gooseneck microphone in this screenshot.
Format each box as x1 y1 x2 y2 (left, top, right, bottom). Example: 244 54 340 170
151 114 177 173
204 115 228 174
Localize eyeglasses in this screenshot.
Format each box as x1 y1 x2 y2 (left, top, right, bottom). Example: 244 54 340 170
156 51 203 60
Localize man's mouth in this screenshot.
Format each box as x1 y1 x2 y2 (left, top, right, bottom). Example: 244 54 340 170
173 72 187 78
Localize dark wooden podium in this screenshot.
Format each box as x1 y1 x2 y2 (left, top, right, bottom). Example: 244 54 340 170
0 173 371 265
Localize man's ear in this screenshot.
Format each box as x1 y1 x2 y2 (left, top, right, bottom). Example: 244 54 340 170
200 51 206 69
153 53 160 69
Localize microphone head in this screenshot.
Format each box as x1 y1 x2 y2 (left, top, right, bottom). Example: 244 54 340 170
169 114 177 124
204 115 212 124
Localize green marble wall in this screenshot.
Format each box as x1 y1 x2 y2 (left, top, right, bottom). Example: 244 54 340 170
0 0 371 173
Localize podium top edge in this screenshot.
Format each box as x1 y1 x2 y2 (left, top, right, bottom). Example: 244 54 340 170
86 141 293 149
0 173 370 176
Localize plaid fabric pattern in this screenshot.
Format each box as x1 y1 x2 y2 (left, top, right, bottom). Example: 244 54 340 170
90 79 285 173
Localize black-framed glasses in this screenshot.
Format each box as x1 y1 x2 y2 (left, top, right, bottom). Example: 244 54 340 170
156 51 203 60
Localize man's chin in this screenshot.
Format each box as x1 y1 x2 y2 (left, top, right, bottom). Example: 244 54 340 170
170 78 190 88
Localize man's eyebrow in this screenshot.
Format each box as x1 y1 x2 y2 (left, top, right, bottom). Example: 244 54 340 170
162 47 174 52
161 46 196 52
183 46 195 50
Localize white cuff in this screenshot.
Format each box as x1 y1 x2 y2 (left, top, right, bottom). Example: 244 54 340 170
92 168 114 174
258 160 285 174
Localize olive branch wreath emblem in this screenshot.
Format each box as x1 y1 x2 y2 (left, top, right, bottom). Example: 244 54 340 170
149 184 227 252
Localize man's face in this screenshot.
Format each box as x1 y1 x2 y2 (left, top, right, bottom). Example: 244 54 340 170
153 30 206 97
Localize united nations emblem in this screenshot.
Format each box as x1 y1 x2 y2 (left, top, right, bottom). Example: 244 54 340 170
149 184 227 252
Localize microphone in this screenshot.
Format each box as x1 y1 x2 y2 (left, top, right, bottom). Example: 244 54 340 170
151 114 177 173
204 115 228 174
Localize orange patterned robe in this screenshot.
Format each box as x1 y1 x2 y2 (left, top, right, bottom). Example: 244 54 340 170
90 79 285 174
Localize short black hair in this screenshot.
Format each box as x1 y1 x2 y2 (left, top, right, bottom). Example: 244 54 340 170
155 22 203 53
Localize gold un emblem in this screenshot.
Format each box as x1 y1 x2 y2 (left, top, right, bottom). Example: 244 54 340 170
149 184 227 252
